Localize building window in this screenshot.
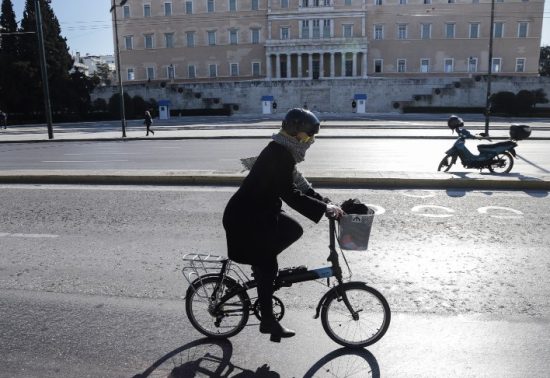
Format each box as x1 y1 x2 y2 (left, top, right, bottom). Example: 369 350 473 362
144 34 154 49
124 36 133 50
146 67 155 80
207 0 214 12
323 20 331 38
186 31 195 47
252 0 259 10
399 0 407 4
312 20 320 39
186 1 193 14
229 0 237 11
302 21 310 39
420 59 429 73
374 25 383 40
421 24 431 39
188 65 196 78
343 24 353 38
230 63 239 76
302 0 309 6
469 23 480 38
374 59 383 73
515 58 525 72
281 0 289 8
448 0 455 3
397 59 406 72
208 31 216 45
164 2 172 16
230 29 238 44
127 68 135 80
345 56 353 76
424 0 431 4
144 4 151 17
494 22 504 38
445 23 455 39
251 28 260 44
492 58 502 73
165 33 174 48
123 5 130 18
468 57 478 72
375 0 382 5
345 0 352 4
209 64 217 77
252 62 261 76
281 27 289 40
398 24 407 39
444 58 454 73
167 65 175 79
518 22 528 38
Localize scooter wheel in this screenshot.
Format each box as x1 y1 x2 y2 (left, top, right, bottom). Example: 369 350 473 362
437 155 453 172
488 152 514 174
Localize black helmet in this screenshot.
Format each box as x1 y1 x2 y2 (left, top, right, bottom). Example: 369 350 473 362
447 115 464 130
282 108 320 136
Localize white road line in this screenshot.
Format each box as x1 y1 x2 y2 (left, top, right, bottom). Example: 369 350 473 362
0 233 59 238
41 160 129 163
63 153 137 156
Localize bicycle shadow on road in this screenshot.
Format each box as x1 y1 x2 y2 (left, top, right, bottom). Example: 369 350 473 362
132 337 281 377
303 347 380 378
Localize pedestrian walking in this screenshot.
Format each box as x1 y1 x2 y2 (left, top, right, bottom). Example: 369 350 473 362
144 110 154 136
0 110 7 129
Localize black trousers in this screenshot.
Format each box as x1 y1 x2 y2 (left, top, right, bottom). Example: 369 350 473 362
252 213 303 322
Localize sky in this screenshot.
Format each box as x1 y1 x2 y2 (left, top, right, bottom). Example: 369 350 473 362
10 0 550 56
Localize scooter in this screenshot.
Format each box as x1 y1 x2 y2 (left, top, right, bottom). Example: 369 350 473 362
437 124 531 174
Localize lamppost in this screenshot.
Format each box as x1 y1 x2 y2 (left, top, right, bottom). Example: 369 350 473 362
110 0 128 138
34 0 54 139
484 0 496 136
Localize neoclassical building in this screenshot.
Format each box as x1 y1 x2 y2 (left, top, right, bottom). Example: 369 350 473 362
113 0 544 84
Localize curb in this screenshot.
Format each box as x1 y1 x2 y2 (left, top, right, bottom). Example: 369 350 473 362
1 171 548 191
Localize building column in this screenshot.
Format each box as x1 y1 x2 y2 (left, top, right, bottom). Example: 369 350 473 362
297 54 302 78
341 52 346 77
266 53 272 79
319 52 324 78
276 53 281 79
286 53 291 79
330 52 335 78
352 52 357 77
362 52 367 77
308 53 313 79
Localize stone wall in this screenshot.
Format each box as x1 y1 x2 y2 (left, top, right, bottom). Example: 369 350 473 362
92 76 550 114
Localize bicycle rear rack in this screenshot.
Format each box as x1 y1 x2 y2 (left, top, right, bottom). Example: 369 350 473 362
181 253 250 290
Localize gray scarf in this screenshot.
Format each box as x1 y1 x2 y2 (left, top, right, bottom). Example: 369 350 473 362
271 132 314 163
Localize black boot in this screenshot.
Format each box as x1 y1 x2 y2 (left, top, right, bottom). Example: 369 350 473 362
259 318 295 342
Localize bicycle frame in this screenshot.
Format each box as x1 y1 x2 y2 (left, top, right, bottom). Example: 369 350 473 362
211 218 358 319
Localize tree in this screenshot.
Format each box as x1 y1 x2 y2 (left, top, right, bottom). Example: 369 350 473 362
95 62 112 86
516 90 535 113
0 0 19 111
540 46 550 76
532 88 549 108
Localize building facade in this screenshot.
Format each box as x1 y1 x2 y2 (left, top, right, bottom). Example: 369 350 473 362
114 0 544 84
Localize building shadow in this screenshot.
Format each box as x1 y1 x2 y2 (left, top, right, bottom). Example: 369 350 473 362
303 347 380 378
133 338 280 378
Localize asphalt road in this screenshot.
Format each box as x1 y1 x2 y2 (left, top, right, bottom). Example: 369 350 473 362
1 185 549 377
0 138 548 176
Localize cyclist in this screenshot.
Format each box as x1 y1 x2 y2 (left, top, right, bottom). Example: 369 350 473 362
223 108 343 342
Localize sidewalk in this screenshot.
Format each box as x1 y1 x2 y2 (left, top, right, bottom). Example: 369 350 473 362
0 117 549 190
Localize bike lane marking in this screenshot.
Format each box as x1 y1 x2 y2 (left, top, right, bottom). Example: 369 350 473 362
411 205 455 218
366 204 386 215
0 233 59 238
477 206 523 219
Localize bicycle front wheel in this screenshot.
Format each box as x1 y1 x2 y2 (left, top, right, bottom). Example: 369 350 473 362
321 282 390 348
185 275 250 339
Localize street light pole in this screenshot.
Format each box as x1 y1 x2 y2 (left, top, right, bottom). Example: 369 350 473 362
34 0 54 139
484 0 496 136
110 0 127 138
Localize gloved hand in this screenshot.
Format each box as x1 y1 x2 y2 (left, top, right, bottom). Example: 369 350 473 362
325 204 344 219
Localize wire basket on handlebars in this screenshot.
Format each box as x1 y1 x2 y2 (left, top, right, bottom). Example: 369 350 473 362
337 207 375 251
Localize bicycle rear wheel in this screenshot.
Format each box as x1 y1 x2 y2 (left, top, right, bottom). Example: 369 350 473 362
321 282 390 348
185 275 250 338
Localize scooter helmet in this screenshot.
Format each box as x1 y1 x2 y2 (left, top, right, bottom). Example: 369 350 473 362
282 108 320 137
447 115 464 130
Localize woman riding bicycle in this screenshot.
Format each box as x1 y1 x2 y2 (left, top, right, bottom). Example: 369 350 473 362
223 108 343 342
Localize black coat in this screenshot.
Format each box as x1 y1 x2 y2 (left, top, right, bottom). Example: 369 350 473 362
223 141 327 264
